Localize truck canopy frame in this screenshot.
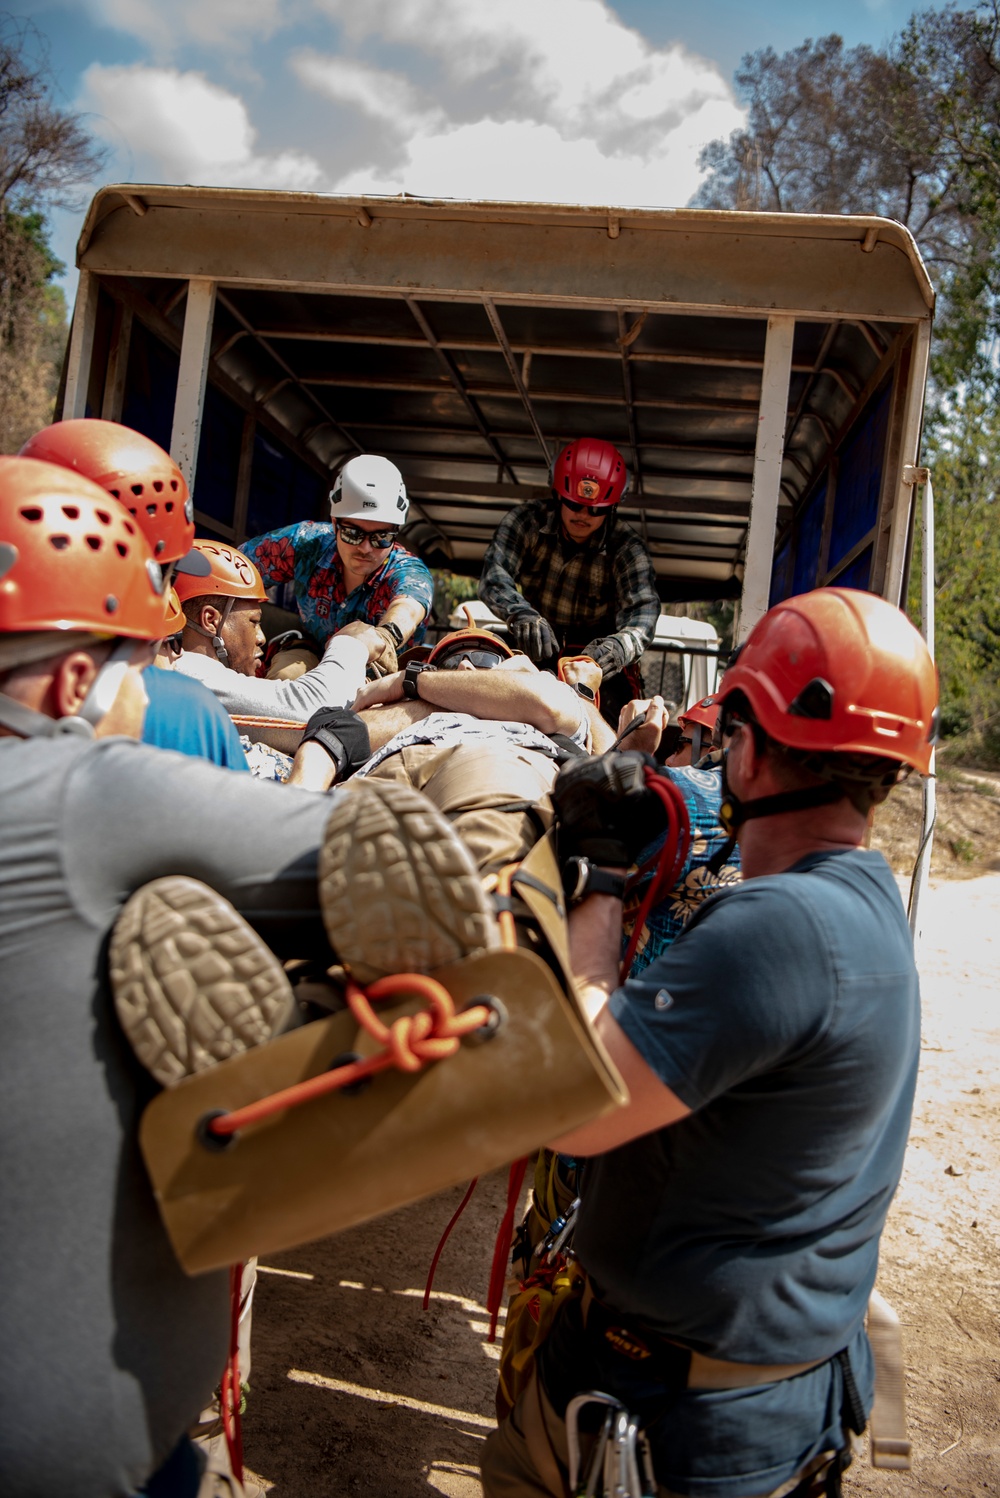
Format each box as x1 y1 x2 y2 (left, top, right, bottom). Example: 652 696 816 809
64 186 934 635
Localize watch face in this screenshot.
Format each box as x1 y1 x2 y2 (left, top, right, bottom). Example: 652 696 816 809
576 683 596 702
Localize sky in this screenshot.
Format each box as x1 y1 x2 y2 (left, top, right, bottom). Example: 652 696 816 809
19 0 921 302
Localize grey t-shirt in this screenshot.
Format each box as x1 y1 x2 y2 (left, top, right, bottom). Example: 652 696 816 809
174 632 366 722
0 735 337 1496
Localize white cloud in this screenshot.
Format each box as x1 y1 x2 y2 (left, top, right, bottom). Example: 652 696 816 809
79 64 327 190
305 0 744 207
82 0 287 52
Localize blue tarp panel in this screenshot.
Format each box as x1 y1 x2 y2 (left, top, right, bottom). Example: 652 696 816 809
193 384 243 529
120 321 178 454
769 533 794 607
244 430 326 542
830 543 874 591
828 385 890 570
791 478 827 597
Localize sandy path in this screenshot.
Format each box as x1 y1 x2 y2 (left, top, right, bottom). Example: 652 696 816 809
243 876 1000 1497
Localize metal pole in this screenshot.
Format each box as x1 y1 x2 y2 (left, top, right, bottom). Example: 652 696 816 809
737 315 795 643
170 279 217 495
907 468 936 947
62 269 99 420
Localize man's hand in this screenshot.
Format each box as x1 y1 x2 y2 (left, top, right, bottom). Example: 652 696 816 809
585 636 627 679
617 695 668 756
335 621 397 671
552 750 665 869
352 670 405 710
508 608 560 662
561 657 603 697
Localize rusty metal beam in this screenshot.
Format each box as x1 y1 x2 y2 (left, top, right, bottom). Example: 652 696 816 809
404 296 517 484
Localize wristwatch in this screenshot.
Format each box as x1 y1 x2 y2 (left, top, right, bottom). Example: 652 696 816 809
561 856 627 907
380 620 405 648
402 660 435 700
574 682 597 703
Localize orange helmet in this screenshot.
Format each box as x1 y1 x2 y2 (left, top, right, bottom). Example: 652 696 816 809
20 419 206 575
552 438 628 510
679 696 720 733
0 457 168 642
172 540 267 605
162 586 185 636
719 588 937 776
428 627 513 669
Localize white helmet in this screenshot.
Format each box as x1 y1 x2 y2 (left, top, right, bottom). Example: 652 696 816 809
330 454 409 526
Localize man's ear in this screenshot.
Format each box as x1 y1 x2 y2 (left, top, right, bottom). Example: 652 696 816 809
52 651 101 717
199 603 222 635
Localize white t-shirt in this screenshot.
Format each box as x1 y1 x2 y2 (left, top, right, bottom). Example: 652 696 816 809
355 708 589 777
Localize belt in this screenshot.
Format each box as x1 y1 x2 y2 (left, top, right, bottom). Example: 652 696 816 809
581 1279 827 1392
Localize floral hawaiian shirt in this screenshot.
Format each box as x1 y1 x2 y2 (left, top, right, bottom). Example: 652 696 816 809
242 521 434 647
622 759 742 979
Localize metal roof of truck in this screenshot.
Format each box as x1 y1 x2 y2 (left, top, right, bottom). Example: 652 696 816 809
67 186 933 613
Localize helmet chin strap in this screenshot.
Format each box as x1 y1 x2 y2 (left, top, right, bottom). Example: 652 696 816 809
718 745 845 837
187 597 235 666
0 638 137 740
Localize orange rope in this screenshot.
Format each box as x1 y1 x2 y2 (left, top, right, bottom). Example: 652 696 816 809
220 1263 244 1484
206 974 492 1140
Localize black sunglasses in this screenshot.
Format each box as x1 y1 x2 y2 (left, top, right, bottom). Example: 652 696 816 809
560 497 606 517
337 520 397 549
437 648 506 670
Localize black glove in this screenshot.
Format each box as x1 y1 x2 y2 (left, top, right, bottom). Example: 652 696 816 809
583 635 626 679
299 707 371 780
508 608 560 662
552 750 666 868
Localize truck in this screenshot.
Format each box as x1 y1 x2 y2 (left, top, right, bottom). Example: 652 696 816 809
60 185 936 909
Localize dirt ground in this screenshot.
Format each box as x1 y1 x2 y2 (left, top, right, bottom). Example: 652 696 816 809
242 782 1000 1497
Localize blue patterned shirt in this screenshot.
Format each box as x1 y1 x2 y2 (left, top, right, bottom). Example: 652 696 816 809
243 521 434 646
623 761 741 978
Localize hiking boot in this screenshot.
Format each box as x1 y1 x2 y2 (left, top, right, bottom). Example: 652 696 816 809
318 778 500 984
110 781 499 1085
110 876 298 1087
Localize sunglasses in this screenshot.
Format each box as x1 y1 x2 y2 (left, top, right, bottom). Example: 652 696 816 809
337 520 397 549
437 648 506 671
560 497 606 517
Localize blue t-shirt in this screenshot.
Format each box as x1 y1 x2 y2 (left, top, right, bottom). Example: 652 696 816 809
142 667 249 771
570 848 919 1494
242 522 434 646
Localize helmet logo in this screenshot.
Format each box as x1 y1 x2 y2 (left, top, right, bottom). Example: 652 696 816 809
362 499 377 508
576 479 601 501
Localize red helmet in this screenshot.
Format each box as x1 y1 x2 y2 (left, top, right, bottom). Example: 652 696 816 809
552 438 628 509
429 627 513 668
172 540 267 605
20 419 205 574
679 697 720 733
719 588 938 775
0 457 168 641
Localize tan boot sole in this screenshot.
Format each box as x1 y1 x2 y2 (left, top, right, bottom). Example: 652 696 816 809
319 779 500 985
110 876 297 1087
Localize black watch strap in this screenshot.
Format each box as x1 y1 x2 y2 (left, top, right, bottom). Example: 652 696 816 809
380 620 405 648
403 660 435 700
562 856 627 906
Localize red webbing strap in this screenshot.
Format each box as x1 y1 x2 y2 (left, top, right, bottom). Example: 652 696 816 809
620 769 692 982
422 1178 480 1310
220 1263 244 1486
486 1156 530 1343
205 975 491 1139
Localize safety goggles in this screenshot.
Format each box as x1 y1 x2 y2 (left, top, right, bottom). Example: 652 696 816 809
436 647 507 671
336 520 397 549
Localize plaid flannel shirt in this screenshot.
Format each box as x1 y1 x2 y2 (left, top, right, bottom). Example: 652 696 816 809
478 500 659 675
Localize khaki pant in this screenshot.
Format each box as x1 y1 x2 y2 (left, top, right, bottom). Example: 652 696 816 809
366 741 558 874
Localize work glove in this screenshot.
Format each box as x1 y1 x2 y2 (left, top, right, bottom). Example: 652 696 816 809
583 635 627 679
551 750 666 869
299 707 372 780
369 626 399 675
508 608 560 662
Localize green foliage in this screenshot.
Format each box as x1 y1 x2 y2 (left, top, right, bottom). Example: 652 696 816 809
430 569 478 625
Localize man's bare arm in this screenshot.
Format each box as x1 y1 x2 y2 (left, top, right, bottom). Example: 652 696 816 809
549 893 690 1155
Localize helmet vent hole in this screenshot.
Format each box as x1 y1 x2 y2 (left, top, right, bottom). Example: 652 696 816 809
109 488 120 498
96 509 111 525
153 481 163 492
146 503 157 517
123 520 135 535
50 535 70 550
170 479 178 491
19 506 43 522
86 535 102 551
116 542 128 558
131 484 143 496
165 500 174 512
788 678 834 721
62 505 80 519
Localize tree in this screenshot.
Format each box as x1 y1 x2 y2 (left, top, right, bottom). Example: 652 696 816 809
0 16 105 452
